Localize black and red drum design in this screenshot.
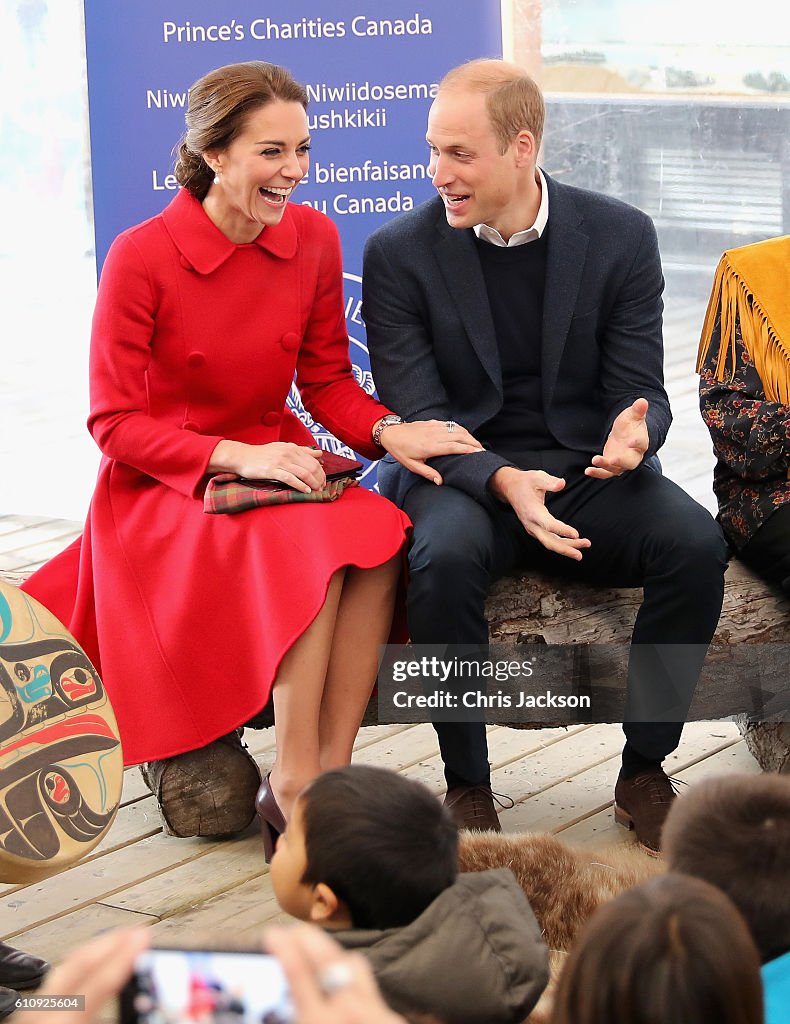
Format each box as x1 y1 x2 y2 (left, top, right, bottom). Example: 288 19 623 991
0 578 122 882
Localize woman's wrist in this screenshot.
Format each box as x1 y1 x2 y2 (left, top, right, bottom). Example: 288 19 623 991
371 415 404 447
208 439 247 473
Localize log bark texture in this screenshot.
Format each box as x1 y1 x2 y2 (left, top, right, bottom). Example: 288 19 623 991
484 559 790 772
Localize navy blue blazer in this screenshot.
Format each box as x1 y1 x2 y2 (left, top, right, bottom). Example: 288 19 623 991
362 172 670 509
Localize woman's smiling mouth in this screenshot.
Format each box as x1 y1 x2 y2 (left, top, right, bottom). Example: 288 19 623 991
258 185 294 205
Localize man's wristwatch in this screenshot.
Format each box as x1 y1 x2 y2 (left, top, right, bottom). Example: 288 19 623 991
372 414 404 446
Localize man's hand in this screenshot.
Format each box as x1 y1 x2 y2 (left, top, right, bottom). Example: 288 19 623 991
489 467 591 560
585 398 650 480
379 419 484 485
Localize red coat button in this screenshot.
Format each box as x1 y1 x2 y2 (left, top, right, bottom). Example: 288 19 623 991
281 331 300 352
262 411 281 427
183 420 200 432
179 255 193 270
187 351 206 369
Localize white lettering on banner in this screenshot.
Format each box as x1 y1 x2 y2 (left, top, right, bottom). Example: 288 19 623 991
152 170 178 191
305 81 439 103
345 297 364 326
308 108 387 131
146 90 187 109
161 15 433 45
351 14 433 36
311 160 429 184
249 17 346 40
333 191 415 215
162 20 245 43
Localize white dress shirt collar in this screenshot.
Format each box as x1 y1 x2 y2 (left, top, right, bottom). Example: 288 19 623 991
474 168 549 248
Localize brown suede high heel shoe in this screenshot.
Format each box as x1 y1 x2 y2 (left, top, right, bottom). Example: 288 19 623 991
255 773 286 863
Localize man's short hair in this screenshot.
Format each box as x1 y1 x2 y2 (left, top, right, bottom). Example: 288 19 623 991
300 765 458 930
439 58 545 153
662 773 790 962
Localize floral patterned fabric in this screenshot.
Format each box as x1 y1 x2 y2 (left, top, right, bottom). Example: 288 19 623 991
699 312 790 551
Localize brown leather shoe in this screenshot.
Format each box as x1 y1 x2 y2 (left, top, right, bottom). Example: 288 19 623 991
141 730 261 838
0 943 48 990
443 784 513 832
614 768 684 856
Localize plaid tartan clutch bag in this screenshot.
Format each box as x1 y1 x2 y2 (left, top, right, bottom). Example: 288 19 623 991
203 451 363 515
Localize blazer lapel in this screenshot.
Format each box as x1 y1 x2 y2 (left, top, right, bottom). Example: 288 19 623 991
541 176 589 405
433 214 503 399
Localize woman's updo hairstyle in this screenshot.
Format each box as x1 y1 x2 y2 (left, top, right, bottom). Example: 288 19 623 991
174 61 308 200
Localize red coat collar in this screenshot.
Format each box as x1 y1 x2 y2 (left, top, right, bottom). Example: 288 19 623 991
161 188 298 273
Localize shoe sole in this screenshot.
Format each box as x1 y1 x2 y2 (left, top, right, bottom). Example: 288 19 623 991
0 974 47 992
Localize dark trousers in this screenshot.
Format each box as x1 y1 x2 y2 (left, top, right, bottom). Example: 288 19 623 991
739 503 790 594
402 459 729 788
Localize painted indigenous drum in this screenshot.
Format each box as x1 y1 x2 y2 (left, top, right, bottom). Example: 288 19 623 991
0 578 122 882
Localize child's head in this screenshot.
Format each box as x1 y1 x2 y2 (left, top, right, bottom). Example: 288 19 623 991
270 766 458 930
662 773 790 962
550 873 763 1024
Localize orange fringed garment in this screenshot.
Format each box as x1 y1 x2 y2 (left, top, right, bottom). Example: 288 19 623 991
697 234 790 404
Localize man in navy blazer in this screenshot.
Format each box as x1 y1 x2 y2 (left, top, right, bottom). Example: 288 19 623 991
363 59 727 853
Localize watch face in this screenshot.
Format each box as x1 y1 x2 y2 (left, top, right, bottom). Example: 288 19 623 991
374 415 403 444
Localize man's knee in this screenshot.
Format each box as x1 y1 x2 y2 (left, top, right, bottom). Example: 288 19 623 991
408 524 494 592
405 505 498 644
647 502 729 578
403 484 499 593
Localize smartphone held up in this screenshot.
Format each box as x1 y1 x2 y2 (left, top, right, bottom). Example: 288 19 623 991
120 948 293 1024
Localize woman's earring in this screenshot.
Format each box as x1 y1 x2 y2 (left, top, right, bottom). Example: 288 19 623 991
213 170 221 185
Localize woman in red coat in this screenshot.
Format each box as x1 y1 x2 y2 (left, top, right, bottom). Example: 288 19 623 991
22 61 482 842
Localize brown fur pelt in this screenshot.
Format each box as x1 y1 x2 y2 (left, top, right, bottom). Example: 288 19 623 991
458 831 662 953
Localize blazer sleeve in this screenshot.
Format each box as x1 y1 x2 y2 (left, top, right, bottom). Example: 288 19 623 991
87 233 222 498
295 217 392 462
699 312 790 479
598 214 671 459
363 230 513 504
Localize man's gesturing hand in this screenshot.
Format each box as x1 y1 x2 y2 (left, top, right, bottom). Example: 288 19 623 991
585 398 650 480
489 467 591 560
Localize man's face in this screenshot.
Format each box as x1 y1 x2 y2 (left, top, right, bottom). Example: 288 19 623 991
427 88 522 237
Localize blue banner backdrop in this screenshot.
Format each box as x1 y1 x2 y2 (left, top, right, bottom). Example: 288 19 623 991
83 1 502 486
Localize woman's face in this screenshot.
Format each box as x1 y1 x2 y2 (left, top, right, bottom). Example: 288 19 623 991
207 100 310 232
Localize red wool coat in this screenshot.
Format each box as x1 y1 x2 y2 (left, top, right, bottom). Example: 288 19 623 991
22 189 409 765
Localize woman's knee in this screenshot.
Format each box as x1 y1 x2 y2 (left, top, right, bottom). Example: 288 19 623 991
344 553 401 593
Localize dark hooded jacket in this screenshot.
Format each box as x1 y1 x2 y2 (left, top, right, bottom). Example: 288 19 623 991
333 868 549 1024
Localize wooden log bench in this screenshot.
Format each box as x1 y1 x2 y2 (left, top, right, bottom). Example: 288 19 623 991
484 558 790 774
3 561 788 774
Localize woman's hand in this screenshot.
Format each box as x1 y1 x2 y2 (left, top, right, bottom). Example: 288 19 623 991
265 924 407 1024
379 420 484 485
209 440 326 493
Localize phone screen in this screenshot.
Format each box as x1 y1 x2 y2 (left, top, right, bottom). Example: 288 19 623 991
120 948 294 1024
